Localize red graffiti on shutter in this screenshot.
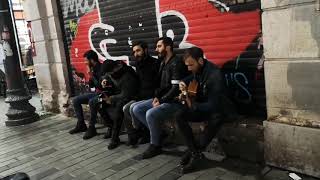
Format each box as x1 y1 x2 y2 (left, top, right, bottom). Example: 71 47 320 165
159 0 261 66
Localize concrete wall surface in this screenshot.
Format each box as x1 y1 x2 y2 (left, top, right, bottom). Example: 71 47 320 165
262 0 320 124
264 121 320 178
23 0 71 113
262 0 320 177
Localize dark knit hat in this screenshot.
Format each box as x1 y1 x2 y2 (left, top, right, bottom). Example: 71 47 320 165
101 60 120 73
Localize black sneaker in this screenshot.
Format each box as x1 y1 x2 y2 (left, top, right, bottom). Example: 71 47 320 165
179 150 191 166
142 144 162 159
83 126 97 140
108 138 120 150
69 123 87 134
180 152 204 174
127 129 149 146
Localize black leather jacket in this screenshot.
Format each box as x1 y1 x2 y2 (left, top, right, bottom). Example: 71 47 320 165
182 60 224 113
155 55 188 104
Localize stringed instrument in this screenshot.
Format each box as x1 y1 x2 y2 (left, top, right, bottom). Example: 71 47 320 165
179 79 199 105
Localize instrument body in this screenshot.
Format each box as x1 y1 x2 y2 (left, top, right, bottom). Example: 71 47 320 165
179 79 199 105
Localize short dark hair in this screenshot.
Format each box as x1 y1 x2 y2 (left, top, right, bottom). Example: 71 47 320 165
83 50 99 62
183 47 204 61
132 41 148 49
157 37 173 51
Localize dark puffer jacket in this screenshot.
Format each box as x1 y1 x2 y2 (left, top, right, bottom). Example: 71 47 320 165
129 55 160 100
101 64 140 106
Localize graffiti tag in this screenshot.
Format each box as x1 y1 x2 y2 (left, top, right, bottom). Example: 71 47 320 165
63 0 96 18
225 72 252 104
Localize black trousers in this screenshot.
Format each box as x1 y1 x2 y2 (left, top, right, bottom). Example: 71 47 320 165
88 95 113 127
175 106 221 152
104 102 126 141
88 96 124 141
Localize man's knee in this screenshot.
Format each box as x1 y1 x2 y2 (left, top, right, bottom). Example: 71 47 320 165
129 102 137 114
132 103 142 116
146 108 160 125
88 97 98 108
123 103 131 113
72 96 81 107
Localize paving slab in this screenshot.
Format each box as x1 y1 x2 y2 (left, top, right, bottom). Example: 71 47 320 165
0 114 318 180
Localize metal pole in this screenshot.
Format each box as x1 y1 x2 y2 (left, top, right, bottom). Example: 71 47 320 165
0 0 38 126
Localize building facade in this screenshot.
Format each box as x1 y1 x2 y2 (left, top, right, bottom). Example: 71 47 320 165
22 0 319 177
262 0 320 177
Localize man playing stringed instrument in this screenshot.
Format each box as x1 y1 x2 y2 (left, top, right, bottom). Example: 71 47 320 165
175 47 224 174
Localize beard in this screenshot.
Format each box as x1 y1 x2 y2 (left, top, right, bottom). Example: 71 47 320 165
88 61 94 68
134 51 146 62
135 56 143 61
135 54 144 62
157 50 166 60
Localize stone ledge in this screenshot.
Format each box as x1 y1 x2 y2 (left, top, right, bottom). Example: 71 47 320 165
264 121 320 178
165 117 265 163
268 115 320 128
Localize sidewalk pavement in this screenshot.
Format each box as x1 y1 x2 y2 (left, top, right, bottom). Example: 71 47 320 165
0 113 318 179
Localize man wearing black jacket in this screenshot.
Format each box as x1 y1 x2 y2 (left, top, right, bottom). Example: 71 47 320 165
132 37 188 159
81 61 116 140
123 41 160 146
101 60 139 150
69 50 103 135
175 47 224 173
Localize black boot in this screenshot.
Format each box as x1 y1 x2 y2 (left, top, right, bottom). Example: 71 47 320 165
126 128 149 146
179 150 191 166
139 137 150 144
138 128 150 144
69 122 87 134
103 127 112 139
142 144 162 159
126 131 139 146
180 151 204 174
108 137 120 150
83 126 97 140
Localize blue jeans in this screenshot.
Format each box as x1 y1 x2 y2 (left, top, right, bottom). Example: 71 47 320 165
73 93 97 124
132 99 180 146
123 100 151 132
129 100 147 128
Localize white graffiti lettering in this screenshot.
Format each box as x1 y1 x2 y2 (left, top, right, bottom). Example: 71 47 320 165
86 0 194 65
89 23 129 63
225 72 252 104
208 0 230 12
63 0 96 18
155 0 195 49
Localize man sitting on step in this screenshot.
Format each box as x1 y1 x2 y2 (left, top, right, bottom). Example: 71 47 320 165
69 50 109 135
100 60 139 150
175 47 225 174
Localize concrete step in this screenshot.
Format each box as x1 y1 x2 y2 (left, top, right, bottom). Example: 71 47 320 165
217 119 264 163
164 117 265 163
